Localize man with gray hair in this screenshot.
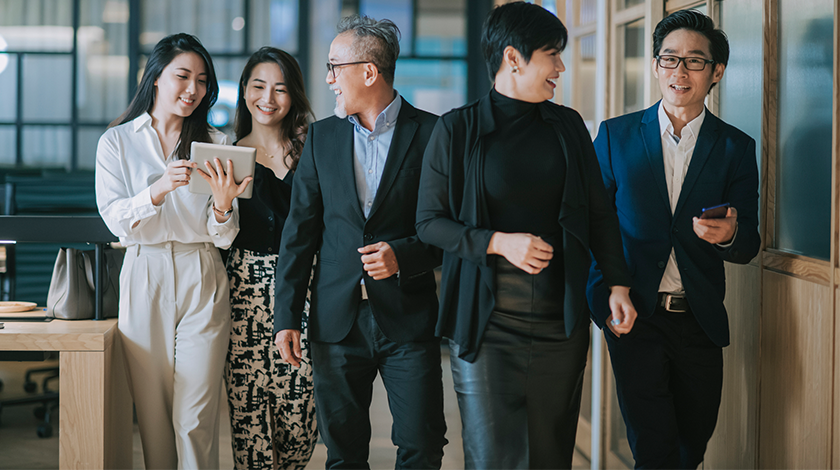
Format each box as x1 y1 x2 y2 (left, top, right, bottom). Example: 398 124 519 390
273 15 447 468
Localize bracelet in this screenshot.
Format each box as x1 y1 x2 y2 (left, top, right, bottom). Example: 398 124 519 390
213 204 233 216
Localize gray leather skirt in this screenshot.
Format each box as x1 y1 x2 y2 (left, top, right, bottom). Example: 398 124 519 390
450 257 590 469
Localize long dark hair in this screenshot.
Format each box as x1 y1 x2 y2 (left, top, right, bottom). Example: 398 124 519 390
234 47 313 171
110 33 219 160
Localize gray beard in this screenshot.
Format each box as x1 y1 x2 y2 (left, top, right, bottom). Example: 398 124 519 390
333 101 347 119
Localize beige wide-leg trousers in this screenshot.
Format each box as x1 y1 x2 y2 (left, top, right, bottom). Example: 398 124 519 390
119 241 231 470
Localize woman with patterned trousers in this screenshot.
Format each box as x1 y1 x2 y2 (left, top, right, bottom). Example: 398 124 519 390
225 47 317 469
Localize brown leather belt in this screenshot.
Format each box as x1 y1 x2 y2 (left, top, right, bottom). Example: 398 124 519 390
659 292 689 313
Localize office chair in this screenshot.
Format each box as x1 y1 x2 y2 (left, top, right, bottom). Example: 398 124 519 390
0 351 60 438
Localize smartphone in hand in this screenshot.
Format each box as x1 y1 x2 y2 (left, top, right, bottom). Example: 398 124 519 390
700 202 730 219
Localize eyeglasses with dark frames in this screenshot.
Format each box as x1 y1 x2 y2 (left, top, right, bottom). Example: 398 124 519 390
326 61 371 78
656 55 715 71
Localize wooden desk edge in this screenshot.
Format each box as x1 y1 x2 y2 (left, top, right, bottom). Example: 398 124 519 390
0 319 119 352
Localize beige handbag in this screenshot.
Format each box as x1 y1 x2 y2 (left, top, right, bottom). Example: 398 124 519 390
46 247 124 320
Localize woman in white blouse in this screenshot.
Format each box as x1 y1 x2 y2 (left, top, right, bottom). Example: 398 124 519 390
95 33 251 469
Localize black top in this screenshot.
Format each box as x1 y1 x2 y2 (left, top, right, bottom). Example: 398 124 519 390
230 155 294 254
485 88 565 238
415 91 632 362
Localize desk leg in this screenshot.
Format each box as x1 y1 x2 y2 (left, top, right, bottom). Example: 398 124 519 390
59 344 132 469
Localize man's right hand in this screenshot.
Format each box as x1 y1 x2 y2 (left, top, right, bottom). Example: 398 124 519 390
275 329 302 367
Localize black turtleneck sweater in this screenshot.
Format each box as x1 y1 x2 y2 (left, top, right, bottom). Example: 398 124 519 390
484 88 565 238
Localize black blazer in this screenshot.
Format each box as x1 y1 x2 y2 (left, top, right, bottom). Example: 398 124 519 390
587 103 760 347
273 99 442 343
415 92 631 362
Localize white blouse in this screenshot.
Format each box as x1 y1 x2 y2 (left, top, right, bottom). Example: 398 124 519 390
95 113 239 248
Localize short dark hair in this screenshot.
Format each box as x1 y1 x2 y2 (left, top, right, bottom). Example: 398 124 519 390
481 1 568 81
653 9 729 67
111 33 218 160
336 15 401 86
234 47 313 171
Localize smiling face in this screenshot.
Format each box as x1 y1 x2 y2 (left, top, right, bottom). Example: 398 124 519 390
653 28 725 117
326 32 369 119
498 45 565 103
152 51 208 119
244 61 292 129
519 47 565 102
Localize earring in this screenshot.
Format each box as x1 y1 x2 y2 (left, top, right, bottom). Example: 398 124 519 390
511 65 519 73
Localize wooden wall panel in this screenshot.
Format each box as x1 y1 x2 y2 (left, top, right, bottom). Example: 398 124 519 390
705 263 760 469
759 271 832 468
835 287 840 469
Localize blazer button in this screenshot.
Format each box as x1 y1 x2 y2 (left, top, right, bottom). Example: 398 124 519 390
657 261 666 268
364 233 373 241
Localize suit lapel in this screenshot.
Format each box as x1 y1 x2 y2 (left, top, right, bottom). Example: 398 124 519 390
640 104 672 217
335 120 365 222
673 110 721 219
367 102 418 219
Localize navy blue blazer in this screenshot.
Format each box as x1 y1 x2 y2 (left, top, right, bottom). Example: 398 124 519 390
587 102 760 347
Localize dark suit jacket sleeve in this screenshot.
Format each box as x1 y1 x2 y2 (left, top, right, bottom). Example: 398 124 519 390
274 125 323 335
388 234 442 281
587 119 631 288
716 138 760 264
415 117 495 266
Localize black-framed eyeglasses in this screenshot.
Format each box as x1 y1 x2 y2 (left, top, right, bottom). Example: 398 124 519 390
656 55 715 71
326 61 370 78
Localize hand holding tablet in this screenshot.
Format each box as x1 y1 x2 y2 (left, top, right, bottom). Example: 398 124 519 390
189 142 257 199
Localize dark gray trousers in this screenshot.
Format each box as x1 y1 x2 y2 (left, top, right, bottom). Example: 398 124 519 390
310 300 447 469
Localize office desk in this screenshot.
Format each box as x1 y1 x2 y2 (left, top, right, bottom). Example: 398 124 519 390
0 319 132 469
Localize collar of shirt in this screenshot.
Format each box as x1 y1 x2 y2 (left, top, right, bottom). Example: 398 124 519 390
350 92 402 221
132 112 153 132
657 100 705 145
348 92 402 135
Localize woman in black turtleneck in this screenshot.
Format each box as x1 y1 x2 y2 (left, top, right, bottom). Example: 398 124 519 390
416 3 637 468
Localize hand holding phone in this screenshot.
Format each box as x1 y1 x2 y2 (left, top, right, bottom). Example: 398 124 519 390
700 202 730 219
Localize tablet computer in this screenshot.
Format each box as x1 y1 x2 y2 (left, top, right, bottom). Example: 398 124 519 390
189 142 256 199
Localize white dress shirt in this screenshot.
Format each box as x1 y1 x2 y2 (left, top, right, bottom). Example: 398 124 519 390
95 113 239 248
657 102 705 294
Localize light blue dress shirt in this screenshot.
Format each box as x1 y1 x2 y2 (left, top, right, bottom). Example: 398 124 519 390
348 93 402 219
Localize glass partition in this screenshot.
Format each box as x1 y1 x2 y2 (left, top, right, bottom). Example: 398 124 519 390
621 18 645 114
775 0 833 259
719 0 762 184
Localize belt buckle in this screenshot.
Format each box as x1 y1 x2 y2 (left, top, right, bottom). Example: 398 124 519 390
663 293 687 313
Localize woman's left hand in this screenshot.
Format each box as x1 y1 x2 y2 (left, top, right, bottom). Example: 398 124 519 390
607 285 637 337
196 158 253 219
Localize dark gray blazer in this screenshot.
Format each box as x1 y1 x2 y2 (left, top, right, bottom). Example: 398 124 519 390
274 99 442 343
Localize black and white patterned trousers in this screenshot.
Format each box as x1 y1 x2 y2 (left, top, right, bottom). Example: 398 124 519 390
225 247 317 470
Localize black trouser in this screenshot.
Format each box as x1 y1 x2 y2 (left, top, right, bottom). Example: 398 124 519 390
605 303 723 469
310 300 447 469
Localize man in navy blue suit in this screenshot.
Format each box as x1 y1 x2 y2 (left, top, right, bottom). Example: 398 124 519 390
587 10 760 469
